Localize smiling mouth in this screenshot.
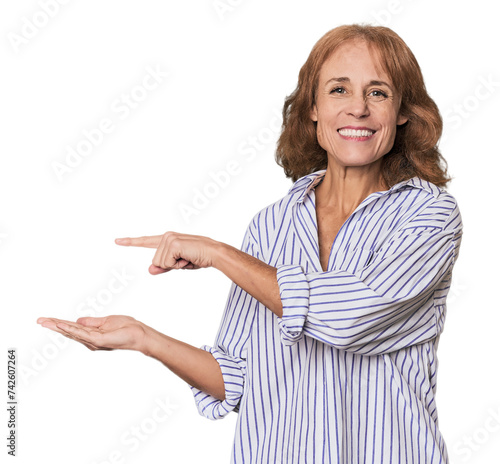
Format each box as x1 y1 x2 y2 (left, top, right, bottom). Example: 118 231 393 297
337 128 376 138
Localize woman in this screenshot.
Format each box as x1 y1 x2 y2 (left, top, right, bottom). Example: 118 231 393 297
38 24 463 463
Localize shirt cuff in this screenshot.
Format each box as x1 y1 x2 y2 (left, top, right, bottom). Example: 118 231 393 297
190 345 246 420
276 265 310 345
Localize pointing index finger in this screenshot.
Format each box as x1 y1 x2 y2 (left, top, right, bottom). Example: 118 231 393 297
115 235 162 248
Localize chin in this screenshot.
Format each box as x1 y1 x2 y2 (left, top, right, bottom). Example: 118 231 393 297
334 153 384 168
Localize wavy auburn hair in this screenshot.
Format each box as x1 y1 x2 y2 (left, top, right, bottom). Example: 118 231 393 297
276 24 451 187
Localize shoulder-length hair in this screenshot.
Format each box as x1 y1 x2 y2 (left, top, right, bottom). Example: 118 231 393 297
276 24 451 187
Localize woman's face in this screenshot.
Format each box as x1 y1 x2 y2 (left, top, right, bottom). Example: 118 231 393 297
311 39 408 169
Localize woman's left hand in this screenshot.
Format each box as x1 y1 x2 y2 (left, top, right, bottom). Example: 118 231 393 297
116 230 283 315
115 232 220 275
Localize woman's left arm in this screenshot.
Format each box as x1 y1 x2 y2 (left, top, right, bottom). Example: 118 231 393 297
119 194 463 356
115 233 284 316
274 199 463 355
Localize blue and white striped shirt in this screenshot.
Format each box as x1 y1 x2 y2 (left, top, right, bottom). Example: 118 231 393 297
191 170 463 463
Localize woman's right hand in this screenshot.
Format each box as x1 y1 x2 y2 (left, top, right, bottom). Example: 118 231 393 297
38 314 226 400
37 315 148 352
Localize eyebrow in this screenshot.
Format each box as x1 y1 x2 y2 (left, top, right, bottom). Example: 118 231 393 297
325 77 393 89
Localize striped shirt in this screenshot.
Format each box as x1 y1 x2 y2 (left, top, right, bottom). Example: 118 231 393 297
191 170 463 463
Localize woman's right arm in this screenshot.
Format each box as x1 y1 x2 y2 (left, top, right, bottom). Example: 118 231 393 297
37 315 226 401
141 324 225 400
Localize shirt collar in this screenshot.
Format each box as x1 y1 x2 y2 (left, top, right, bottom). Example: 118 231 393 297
289 170 443 204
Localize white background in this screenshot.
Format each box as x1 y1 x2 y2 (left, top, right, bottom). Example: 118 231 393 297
1 1 499 463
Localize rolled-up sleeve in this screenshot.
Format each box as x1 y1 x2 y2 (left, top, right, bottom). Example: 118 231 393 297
191 213 265 419
277 202 463 355
190 345 247 420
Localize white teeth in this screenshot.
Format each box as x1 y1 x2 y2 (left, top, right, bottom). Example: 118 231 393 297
338 129 375 137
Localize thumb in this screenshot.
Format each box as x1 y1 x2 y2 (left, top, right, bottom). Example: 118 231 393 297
149 264 169 275
76 316 107 327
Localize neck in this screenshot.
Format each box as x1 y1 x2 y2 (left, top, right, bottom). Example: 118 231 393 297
315 159 387 215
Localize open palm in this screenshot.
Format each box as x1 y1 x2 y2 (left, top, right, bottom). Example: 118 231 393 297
37 315 147 352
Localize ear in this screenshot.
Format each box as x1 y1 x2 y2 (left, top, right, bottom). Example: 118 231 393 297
310 104 318 122
396 112 408 126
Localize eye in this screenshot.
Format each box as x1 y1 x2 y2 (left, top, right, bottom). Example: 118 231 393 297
369 89 388 98
330 86 346 95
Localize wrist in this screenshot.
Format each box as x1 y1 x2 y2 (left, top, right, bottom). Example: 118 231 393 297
209 240 233 271
137 323 162 358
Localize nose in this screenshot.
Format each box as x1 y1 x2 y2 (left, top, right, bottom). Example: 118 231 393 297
346 93 370 119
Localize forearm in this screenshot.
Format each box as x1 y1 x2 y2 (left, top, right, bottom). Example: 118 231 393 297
116 232 283 315
212 242 283 317
140 324 226 401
